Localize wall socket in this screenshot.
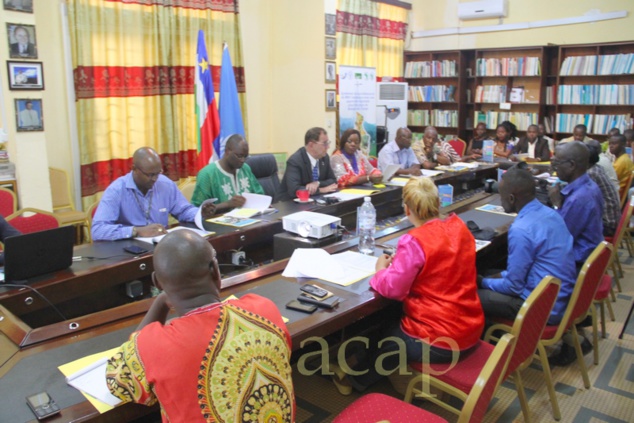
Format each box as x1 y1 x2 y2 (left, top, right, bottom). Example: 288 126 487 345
231 251 246 265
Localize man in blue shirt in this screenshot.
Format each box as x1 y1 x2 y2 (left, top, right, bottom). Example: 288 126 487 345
92 147 216 241
548 141 604 269
479 169 577 325
377 127 421 176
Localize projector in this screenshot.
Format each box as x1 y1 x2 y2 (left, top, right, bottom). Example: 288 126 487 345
282 211 341 239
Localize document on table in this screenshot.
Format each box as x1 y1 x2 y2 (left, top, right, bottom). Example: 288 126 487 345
136 226 214 245
381 164 401 182
325 189 378 202
421 169 444 177
282 249 378 286
475 204 517 216
59 347 123 413
475 239 491 252
224 193 273 218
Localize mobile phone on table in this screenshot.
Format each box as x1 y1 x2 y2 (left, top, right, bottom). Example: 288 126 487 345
123 245 149 255
26 392 60 420
286 300 317 313
298 294 340 309
300 284 329 298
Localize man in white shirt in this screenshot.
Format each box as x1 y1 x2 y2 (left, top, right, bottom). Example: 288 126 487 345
18 101 40 128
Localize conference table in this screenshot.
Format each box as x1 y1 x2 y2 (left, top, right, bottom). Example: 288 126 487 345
0 163 518 422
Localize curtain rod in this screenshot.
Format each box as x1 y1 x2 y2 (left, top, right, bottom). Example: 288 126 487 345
369 0 412 10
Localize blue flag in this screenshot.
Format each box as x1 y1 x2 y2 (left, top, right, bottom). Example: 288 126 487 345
216 44 245 158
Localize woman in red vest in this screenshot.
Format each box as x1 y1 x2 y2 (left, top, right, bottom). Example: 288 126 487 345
334 177 484 394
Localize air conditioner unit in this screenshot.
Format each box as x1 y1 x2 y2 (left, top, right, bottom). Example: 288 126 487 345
458 0 508 20
376 82 408 144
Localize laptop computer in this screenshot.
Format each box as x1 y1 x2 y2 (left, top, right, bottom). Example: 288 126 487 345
3 225 75 282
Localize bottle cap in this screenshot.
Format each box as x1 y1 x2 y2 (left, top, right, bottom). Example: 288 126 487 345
364 197 371 201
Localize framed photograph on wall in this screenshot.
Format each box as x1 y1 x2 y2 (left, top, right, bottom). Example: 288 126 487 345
3 0 33 13
325 14 336 36
325 89 337 111
325 61 336 83
15 98 43 131
325 37 336 60
7 61 43 90
6 22 37 59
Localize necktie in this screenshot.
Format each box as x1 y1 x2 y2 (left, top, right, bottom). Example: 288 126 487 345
312 162 319 181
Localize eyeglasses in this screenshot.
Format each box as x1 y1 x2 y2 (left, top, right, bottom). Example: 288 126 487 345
232 151 249 160
551 158 574 168
136 167 163 179
313 140 331 147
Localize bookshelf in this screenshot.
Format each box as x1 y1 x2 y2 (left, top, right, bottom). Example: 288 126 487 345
404 42 634 142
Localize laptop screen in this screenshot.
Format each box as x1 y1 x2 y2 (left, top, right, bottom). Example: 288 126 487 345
3 226 75 282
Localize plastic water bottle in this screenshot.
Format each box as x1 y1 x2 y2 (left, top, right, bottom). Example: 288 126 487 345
358 197 376 255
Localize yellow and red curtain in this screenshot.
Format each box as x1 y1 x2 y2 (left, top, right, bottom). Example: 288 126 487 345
336 0 408 80
67 0 246 206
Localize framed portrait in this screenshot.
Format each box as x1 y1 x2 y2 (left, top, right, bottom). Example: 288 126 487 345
325 61 336 84
325 89 337 111
325 37 336 60
3 0 33 13
7 61 43 90
6 22 37 59
325 14 336 36
15 98 43 131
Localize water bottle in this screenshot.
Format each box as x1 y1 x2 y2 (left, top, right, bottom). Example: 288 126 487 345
358 197 376 255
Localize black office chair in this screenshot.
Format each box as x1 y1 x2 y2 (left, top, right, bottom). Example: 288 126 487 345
246 154 281 201
376 126 388 154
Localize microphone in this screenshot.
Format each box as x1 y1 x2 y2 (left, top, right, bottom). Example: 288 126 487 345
1 284 68 322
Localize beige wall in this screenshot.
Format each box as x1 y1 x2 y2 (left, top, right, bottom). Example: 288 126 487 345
408 0 634 51
8 0 634 205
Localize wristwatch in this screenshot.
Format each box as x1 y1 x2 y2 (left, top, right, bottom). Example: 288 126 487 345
131 227 138 238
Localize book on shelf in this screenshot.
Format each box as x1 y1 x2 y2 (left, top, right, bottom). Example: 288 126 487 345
475 85 508 103
560 53 634 76
474 111 538 131
554 113 632 134
476 56 541 76
557 84 634 105
408 85 457 102
405 60 457 78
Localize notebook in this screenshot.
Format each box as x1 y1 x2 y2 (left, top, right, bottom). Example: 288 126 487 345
3 225 75 282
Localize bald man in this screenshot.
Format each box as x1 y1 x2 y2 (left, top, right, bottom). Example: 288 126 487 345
92 147 216 241
548 141 603 269
106 231 295 422
479 169 576 324
191 134 265 212
377 127 421 176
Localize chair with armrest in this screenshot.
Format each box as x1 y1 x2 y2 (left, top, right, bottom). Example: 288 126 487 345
245 154 281 201
448 138 467 157
177 177 197 203
531 241 612 420
483 276 561 423
619 170 634 209
49 167 88 242
7 208 60 234
336 334 515 423
604 197 633 293
0 187 17 218
83 201 100 243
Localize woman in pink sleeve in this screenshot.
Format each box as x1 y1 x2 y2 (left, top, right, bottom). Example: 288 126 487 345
330 129 383 187
332 177 484 395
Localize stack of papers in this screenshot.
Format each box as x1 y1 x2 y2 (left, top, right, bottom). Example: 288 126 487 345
282 249 378 286
136 226 214 245
476 204 517 216
325 189 378 202
224 193 272 218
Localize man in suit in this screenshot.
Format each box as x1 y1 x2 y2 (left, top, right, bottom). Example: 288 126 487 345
279 127 338 200
512 124 551 162
9 26 37 58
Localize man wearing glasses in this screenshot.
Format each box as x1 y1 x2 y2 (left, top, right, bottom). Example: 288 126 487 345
279 127 338 200
191 134 264 212
92 147 216 241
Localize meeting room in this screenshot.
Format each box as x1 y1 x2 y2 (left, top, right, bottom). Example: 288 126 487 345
0 1 633 422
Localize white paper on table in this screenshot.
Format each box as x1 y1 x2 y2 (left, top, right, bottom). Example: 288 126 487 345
452 162 479 169
224 193 272 218
475 240 491 252
136 226 212 245
381 164 401 182
65 357 122 407
535 172 551 179
282 249 377 286
324 192 366 201
421 169 444 177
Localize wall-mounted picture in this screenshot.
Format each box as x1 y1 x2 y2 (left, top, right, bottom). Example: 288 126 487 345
325 61 336 83
7 61 43 90
7 22 37 59
3 0 33 13
325 37 336 60
325 89 337 111
325 14 336 36
15 98 43 131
